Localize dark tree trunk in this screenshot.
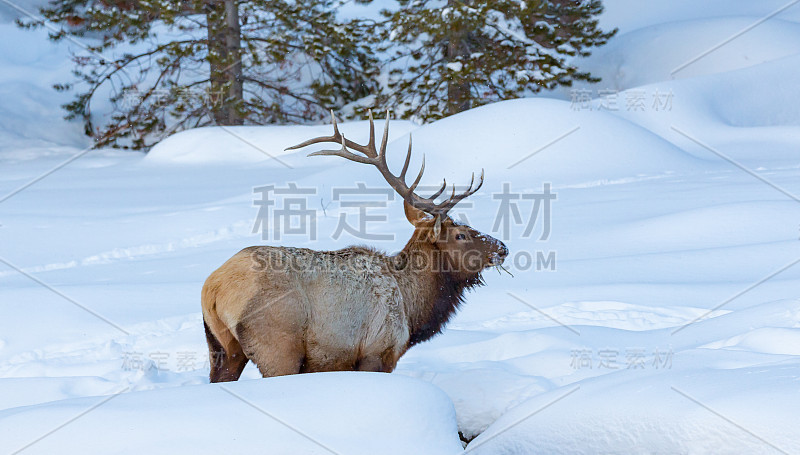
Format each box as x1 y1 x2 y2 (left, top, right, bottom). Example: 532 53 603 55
206 0 243 125
445 0 470 115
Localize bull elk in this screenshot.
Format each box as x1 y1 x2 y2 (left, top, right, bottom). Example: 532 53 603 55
202 111 508 382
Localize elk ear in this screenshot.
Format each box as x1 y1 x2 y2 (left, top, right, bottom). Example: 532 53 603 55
404 201 430 225
428 215 442 242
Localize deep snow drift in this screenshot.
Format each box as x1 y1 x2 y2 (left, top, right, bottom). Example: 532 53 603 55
1 1 800 454
0 373 463 455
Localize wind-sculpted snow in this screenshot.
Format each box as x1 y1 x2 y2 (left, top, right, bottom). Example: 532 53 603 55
574 17 800 90
145 120 417 164
1 1 800 453
0 373 463 455
468 361 800 454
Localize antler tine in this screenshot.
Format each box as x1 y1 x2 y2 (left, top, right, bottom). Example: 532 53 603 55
428 179 448 200
399 134 412 180
285 110 356 153
464 172 475 193
408 155 425 193
475 169 485 192
331 109 341 138
464 170 484 195
438 169 485 213
285 110 341 151
363 110 377 158
308 133 374 165
379 109 390 160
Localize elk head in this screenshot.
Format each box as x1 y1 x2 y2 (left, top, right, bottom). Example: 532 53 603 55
402 202 508 281
287 110 508 281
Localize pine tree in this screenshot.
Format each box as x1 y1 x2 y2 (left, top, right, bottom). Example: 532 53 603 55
19 0 378 149
377 0 616 121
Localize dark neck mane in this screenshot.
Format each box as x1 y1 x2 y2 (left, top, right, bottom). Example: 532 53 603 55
393 241 485 347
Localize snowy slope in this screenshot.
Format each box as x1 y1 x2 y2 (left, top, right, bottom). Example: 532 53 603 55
1 1 800 454
0 373 463 455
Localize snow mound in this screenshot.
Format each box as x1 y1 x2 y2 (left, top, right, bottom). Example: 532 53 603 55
0 372 463 455
373 98 709 185
297 98 710 194
145 120 417 164
465 299 800 454
604 54 800 164
702 327 800 356
599 0 800 34
637 53 800 128
576 17 800 90
145 97 709 189
468 365 800 454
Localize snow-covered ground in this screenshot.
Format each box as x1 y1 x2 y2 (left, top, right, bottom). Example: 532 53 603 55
1 1 800 453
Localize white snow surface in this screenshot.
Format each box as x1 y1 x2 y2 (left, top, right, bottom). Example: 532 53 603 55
147 121 417 164
2 1 800 453
0 373 462 455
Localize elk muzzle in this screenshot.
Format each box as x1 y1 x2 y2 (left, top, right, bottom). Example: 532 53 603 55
486 238 509 268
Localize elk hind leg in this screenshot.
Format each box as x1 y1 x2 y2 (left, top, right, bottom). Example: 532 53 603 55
205 320 248 383
237 323 305 378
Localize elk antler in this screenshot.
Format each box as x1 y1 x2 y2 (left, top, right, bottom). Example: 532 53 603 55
286 110 484 218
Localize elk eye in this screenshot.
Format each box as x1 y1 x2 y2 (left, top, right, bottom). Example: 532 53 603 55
455 233 467 240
